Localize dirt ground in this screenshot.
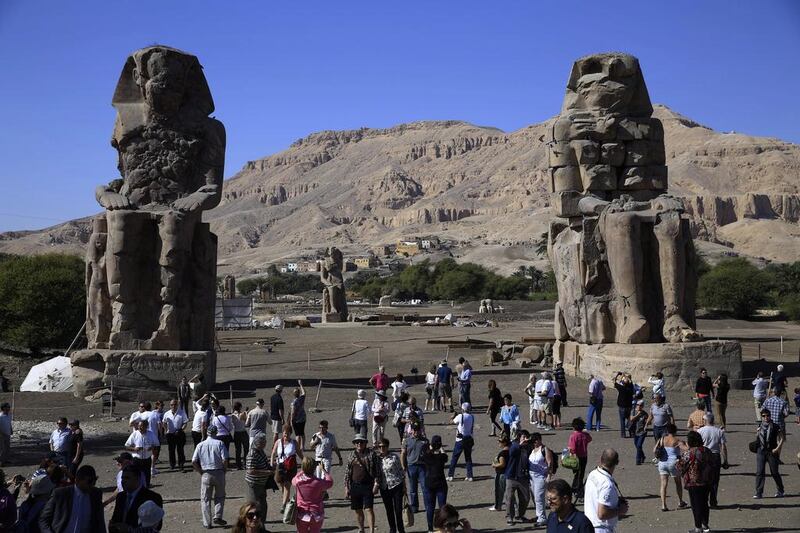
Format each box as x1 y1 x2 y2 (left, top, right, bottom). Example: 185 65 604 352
3 313 800 532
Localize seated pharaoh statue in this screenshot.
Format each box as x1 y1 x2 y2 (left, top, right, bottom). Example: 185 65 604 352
86 45 224 352
547 52 702 345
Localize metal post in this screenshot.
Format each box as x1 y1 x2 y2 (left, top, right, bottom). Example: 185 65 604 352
378 347 382 368
758 344 761 359
110 379 114 416
10 386 14 415
780 336 783 355
64 323 86 358
313 380 323 410
307 349 311 371
239 353 243 372
445 346 450 361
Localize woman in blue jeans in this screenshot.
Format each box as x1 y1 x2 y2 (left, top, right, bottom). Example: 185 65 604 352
629 400 648 464
422 435 449 532
586 375 605 431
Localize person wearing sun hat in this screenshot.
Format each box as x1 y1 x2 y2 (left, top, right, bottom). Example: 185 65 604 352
345 433 382 533
372 390 390 446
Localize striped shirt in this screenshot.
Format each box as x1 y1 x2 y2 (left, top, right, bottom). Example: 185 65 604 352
245 447 271 485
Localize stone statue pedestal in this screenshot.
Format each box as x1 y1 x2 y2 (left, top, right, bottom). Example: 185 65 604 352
322 312 345 323
554 340 741 391
71 349 216 401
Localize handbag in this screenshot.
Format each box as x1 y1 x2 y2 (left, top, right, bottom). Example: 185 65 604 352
561 452 579 472
349 402 356 428
282 498 297 524
403 492 414 527
748 440 760 453
654 437 668 462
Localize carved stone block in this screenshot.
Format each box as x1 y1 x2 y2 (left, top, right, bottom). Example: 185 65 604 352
552 118 572 142
580 164 616 191
616 117 651 140
548 141 576 167
551 166 582 193
601 143 626 166
551 191 582 217
621 166 667 190
572 140 600 164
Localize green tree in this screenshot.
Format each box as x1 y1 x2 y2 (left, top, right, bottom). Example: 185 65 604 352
697 258 773 319
0 254 85 350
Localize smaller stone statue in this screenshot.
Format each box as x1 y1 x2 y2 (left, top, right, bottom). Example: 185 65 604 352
321 247 348 322
479 299 495 314
222 274 236 299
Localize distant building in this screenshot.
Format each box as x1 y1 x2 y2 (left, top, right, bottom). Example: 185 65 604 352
396 240 421 256
353 256 380 269
297 260 323 273
420 236 440 250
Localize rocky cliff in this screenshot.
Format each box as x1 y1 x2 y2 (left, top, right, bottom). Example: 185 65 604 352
2 106 798 274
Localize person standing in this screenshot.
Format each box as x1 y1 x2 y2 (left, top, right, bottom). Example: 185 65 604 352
425 365 438 412
270 385 285 444
489 435 510 512
422 435 449 532
646 394 675 442
378 437 406 533
545 478 594 532
762 388 790 436
583 449 628 533
647 372 665 400
244 435 273 522
500 394 521 438
290 380 307 452
125 420 156 488
0 403 12 466
549 372 562 430
528 432 555 527
394 392 410 441
446 403 475 481
697 413 727 508
586 375 605 432
772 364 788 401
49 418 72 467
345 434 382 533
567 418 592 500
436 361 455 413
553 362 568 407
390 374 408 412
108 465 163 530
231 503 264 533
231 402 249 470
177 376 192 415
370 366 391 395
38 465 106 533
753 409 785 499
372 391 390 446
192 399 210 448
245 398 268 447
271 425 302 515
310 419 343 475
628 401 648 465
687 400 707 431
654 423 687 511
402 397 425 438
752 372 769 423
712 374 730 428
162 399 188 471
352 390 370 440
293 456 334 533
400 423 428 515
678 431 714 533
192 424 229 528
613 373 634 438
211 405 234 466
67 420 84 477
503 429 531 525
129 402 150 432
457 361 472 406
695 368 713 413
487 380 504 437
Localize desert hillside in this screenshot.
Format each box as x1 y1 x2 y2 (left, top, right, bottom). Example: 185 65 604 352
2 105 798 275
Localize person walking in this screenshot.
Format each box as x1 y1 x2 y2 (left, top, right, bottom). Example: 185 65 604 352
487 380 504 437
390 374 408 412
425 365 438 412
586 375 605 432
648 372 665 400
549 372 562 429
377 437 406 533
192 398 210 448
553 362 568 407
108 464 164 530
654 423 687 511
0 403 12 466
646 394 675 442
545 478 594 532
163 399 188 471
752 372 769 423
584 449 628 533
528 432 555 527
402 397 425 439
231 502 264 533
567 418 592 500
309 420 343 478
677 431 714 533
489 435 510 512
762 388 790 435
345 434 382 533
271 424 302 515
232 401 249 470
177 376 192 415
712 374 730 428
211 405 234 467
370 366 391 395
500 394 521 438
67 420 85 477
38 465 106 533
290 380 307 451
613 373 634 438
629 400 648 465
393 393 410 441
125 420 156 488
527 373 543 428
401 423 428 515
423 435 449 532
371 390 390 446
270 385 285 444
244 435 273 522
697 413 728 507
695 368 713 413
687 400 707 431
15 473 54 531
503 430 532 524
772 364 788 401
49 418 71 467
245 398 268 447
446 403 475 481
753 409 785 499
436 361 455 413
293 456 334 533
192 424 229 528
352 390 370 440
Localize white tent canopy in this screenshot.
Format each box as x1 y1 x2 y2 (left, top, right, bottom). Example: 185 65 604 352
20 356 74 392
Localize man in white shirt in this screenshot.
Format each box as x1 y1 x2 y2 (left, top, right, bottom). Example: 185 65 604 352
192 399 210 448
163 399 189 471
584 448 628 532
245 398 268 447
192 425 229 528
446 403 475 481
534 374 548 429
129 402 150 432
49 417 72 467
0 402 12 465
752 372 769 423
125 419 156 487
698 413 728 507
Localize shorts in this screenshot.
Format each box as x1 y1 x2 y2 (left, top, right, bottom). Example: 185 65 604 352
657 458 678 477
425 385 435 400
349 482 375 509
438 383 452 398
292 420 306 438
271 420 282 435
533 398 543 412
551 396 562 416
544 399 554 415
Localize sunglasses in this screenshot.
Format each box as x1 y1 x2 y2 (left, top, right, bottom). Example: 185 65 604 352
246 512 259 520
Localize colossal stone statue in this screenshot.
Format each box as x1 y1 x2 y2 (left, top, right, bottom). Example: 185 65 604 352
223 274 236 299
321 247 348 322
72 46 222 399
548 53 740 391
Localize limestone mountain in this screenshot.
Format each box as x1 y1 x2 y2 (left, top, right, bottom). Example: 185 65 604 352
2 105 798 275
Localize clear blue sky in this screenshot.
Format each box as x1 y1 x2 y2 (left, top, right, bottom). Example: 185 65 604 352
1 1 798 232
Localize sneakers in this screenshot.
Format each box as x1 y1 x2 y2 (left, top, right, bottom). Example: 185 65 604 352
678 501 688 509
535 520 548 527
488 506 498 511
753 494 762 499
212 518 227 526
775 491 785 498
464 477 473 481
445 476 454 482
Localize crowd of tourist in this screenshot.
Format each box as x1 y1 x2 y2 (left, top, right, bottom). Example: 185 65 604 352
0 361 795 533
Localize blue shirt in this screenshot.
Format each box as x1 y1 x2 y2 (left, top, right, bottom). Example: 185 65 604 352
50 427 71 452
66 486 92 533
500 404 520 425
437 365 453 384
546 508 595 533
504 442 528 481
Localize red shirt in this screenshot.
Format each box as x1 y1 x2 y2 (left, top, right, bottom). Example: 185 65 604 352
371 373 390 391
568 431 592 458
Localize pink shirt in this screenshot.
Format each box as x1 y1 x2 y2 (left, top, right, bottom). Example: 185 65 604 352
372 373 390 391
568 431 592 458
292 471 334 516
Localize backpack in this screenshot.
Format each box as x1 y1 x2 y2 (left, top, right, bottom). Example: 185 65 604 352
544 446 558 475
678 447 713 487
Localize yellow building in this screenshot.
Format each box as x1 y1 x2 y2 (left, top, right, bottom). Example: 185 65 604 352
395 240 421 256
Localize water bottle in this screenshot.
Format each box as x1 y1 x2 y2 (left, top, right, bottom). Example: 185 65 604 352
562 447 569 458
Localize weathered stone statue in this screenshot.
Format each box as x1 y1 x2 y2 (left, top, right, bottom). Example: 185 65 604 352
72 46 222 399
223 274 236 299
321 247 348 322
479 299 495 314
548 53 740 390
